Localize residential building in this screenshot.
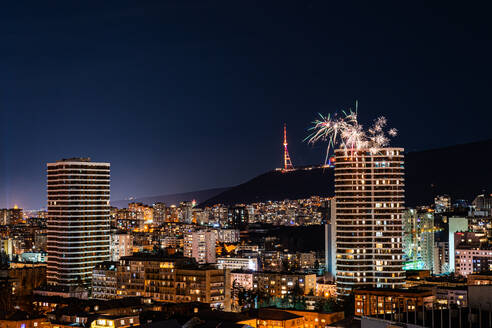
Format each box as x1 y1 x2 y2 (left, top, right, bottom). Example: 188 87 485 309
46 158 110 287
237 309 304 328
435 195 451 213
117 254 226 307
215 229 240 243
0 239 14 259
468 272 492 285
435 286 467 307
335 148 405 295
434 241 450 274
20 252 47 263
403 208 434 271
179 201 194 223
161 236 181 249
354 288 434 317
315 277 336 298
448 216 468 272
472 194 492 213
298 251 317 269
253 272 316 298
92 261 118 300
228 206 248 230
217 257 258 271
152 202 166 226
90 315 139 328
0 312 49 328
455 248 492 276
0 207 23 225
109 232 132 261
184 230 216 264
230 271 254 290
128 202 153 229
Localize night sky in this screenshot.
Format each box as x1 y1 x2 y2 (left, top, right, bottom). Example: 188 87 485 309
1 1 491 209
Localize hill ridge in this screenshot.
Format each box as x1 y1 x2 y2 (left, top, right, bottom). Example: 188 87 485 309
201 139 492 207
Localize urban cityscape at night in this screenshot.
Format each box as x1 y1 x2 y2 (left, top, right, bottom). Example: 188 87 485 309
1 2 492 328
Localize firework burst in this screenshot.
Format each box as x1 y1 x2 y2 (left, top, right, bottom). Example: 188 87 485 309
306 103 398 162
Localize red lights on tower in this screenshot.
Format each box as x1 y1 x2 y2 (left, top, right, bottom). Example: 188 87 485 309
283 123 294 172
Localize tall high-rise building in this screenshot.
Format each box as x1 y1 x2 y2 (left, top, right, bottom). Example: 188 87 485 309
335 148 405 295
47 158 110 288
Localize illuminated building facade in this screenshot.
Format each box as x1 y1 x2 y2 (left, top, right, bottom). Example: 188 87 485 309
46 158 110 287
354 288 433 317
435 195 451 213
117 254 226 306
152 202 166 225
109 231 132 261
228 206 248 229
128 202 153 229
184 230 216 264
217 257 258 271
403 208 434 271
90 315 139 328
335 148 405 295
0 207 23 225
253 272 316 298
230 271 254 290
455 248 492 277
92 261 118 300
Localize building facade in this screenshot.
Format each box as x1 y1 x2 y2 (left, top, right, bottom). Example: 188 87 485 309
109 232 132 261
455 248 492 277
403 208 434 271
0 207 23 225
335 148 405 294
92 261 118 299
230 271 254 290
116 254 226 307
253 272 316 298
46 158 110 287
217 257 258 271
184 230 216 264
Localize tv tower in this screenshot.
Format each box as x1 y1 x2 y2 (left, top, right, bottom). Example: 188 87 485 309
283 123 294 171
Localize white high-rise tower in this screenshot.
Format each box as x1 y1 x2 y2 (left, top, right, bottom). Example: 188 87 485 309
335 148 405 295
47 158 110 288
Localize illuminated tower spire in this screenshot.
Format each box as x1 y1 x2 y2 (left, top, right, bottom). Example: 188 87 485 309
283 123 294 171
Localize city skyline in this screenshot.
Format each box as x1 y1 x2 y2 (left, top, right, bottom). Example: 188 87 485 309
2 1 492 209
3 2 492 327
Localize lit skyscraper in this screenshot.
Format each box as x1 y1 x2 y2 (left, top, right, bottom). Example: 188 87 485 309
47 158 110 288
335 148 405 295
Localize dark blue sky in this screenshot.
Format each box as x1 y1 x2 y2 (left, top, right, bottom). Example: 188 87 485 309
1 1 491 209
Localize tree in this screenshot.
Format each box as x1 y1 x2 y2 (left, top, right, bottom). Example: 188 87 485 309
315 298 340 313
290 282 304 308
232 280 257 311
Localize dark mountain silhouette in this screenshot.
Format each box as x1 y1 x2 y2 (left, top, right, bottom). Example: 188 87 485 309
201 139 492 207
111 187 229 208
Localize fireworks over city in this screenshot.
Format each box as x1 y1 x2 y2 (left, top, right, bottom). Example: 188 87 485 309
306 102 398 163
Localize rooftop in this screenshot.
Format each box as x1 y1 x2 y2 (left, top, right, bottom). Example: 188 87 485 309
354 287 433 296
255 309 302 321
1 310 45 321
57 157 91 162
